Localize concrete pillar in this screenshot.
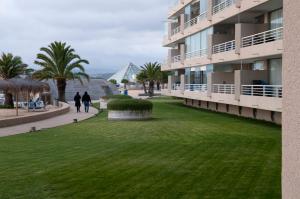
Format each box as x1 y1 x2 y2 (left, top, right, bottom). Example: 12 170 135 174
208 35 213 59
168 75 172 92
234 70 241 101
180 14 185 34
283 1 300 198
207 0 213 21
235 24 241 54
168 49 172 67
207 73 212 97
168 23 172 40
180 44 186 64
180 74 185 94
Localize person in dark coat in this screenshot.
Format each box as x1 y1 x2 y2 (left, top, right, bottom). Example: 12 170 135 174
74 92 81 113
82 91 92 113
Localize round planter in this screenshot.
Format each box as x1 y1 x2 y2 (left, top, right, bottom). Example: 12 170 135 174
108 110 152 121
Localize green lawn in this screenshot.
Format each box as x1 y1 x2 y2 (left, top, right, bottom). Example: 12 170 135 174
0 98 281 199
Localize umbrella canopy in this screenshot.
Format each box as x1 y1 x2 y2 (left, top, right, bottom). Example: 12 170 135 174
0 78 50 93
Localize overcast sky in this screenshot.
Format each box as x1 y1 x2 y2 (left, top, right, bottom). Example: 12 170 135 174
0 0 174 74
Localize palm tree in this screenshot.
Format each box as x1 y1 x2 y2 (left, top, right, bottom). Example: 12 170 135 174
141 62 161 97
121 79 129 89
136 71 148 94
33 41 89 102
0 53 29 106
109 79 117 85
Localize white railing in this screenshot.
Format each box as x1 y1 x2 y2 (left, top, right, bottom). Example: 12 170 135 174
172 83 181 90
213 0 235 15
172 55 181 63
184 12 207 29
213 40 236 54
185 49 208 59
171 26 181 36
213 84 235 94
242 27 283 48
185 84 207 92
242 85 282 98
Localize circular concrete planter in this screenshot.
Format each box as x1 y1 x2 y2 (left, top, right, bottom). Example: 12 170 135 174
108 110 152 121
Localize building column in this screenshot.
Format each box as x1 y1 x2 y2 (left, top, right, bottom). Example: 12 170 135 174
208 35 213 59
168 23 172 40
235 23 241 54
180 14 185 34
168 75 173 92
180 74 185 94
207 73 212 97
283 1 300 198
180 44 186 64
234 70 241 101
168 49 172 68
207 0 213 21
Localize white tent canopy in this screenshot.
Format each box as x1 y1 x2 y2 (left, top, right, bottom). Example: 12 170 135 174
108 63 141 84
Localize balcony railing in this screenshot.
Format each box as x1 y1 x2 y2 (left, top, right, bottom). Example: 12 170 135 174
172 83 181 90
185 49 208 59
242 85 282 98
185 84 207 92
213 84 235 94
172 55 181 63
184 12 207 29
171 26 181 36
213 40 236 54
242 27 283 48
213 0 235 15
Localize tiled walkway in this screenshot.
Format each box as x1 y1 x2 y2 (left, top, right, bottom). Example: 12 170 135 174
0 103 98 137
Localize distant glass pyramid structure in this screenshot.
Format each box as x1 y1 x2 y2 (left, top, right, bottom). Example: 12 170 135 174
108 63 141 84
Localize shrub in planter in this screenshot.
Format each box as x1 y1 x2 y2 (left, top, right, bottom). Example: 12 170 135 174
99 95 133 109
0 104 14 109
107 99 153 120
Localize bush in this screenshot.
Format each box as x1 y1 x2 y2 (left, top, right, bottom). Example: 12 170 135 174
108 95 133 100
108 99 153 111
0 104 14 109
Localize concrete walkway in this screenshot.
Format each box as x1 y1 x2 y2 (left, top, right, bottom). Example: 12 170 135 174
0 103 98 137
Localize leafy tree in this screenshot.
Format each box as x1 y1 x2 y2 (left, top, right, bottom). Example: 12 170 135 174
121 79 129 89
0 53 30 106
136 71 148 94
141 62 161 97
109 79 117 85
33 41 89 102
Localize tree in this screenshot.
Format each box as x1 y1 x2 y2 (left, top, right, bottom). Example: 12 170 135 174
121 79 129 89
109 79 117 85
33 41 89 102
141 62 161 97
0 53 30 106
136 71 148 94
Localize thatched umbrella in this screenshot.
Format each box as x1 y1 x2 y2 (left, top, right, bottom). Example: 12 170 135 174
0 78 50 116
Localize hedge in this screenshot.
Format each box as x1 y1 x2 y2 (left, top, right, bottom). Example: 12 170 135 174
0 105 14 109
108 99 153 111
107 95 133 100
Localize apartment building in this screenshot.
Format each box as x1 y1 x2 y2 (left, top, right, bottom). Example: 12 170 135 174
162 0 283 124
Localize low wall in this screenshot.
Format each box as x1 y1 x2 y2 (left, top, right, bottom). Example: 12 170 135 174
108 110 152 121
0 102 70 128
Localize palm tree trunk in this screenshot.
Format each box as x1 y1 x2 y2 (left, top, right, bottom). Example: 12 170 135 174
149 80 154 97
56 79 67 102
4 92 14 107
142 82 147 94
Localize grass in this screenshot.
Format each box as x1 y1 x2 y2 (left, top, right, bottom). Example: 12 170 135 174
0 98 281 199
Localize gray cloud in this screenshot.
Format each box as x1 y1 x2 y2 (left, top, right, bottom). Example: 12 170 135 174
0 0 174 73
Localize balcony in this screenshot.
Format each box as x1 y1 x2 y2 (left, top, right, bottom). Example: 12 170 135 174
172 55 182 63
184 12 207 29
242 27 283 48
213 84 235 94
213 40 236 54
185 84 207 92
213 0 235 15
171 26 181 36
185 49 208 59
242 85 282 98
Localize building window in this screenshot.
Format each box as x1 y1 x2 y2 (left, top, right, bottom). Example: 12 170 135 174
269 59 282 85
270 9 283 30
253 61 265 71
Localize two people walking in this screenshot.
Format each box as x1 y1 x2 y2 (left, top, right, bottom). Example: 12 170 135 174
74 92 92 113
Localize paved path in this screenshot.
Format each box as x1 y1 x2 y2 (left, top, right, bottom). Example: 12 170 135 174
0 103 98 137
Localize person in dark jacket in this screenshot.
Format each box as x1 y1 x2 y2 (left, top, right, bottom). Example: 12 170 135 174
82 91 92 113
74 92 81 113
